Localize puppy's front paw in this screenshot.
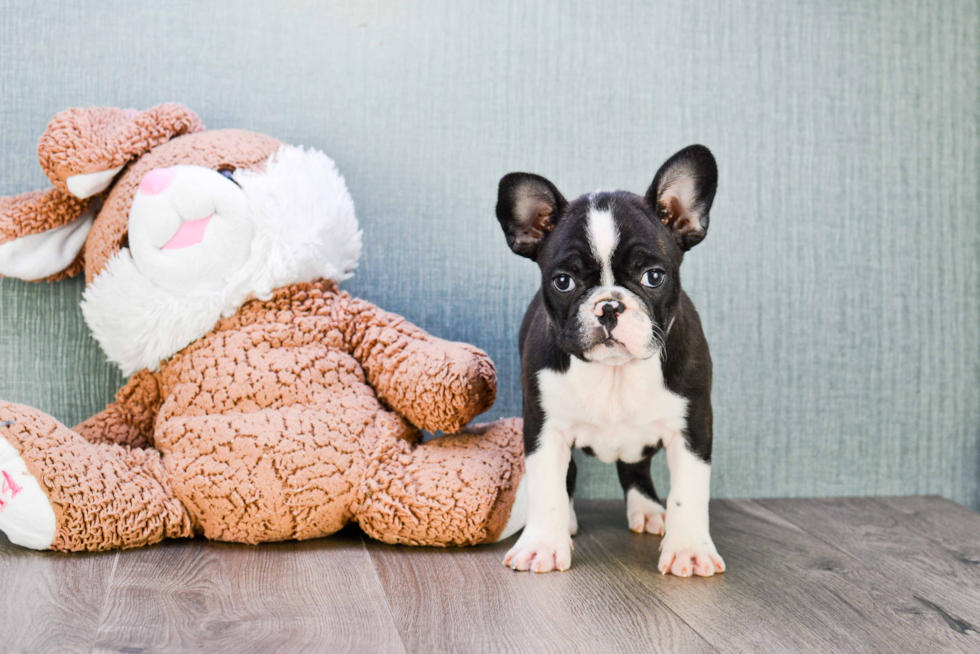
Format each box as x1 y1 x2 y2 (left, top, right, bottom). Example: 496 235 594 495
626 489 666 535
658 533 725 577
503 530 573 573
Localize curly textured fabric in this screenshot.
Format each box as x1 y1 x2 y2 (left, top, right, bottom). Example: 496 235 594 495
0 103 213 284
73 371 162 449
0 403 193 552
0 108 525 551
82 129 281 284
146 280 507 545
342 296 497 433
0 280 523 550
0 188 91 281
356 418 524 546
37 104 204 191
0 188 88 244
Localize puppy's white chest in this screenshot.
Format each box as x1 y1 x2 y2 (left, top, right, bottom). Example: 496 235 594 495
537 357 687 463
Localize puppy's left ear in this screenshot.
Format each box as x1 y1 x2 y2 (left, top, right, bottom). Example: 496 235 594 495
645 145 717 251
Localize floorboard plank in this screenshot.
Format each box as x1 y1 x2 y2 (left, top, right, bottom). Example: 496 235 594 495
579 499 974 653
91 526 405 654
759 495 980 647
5 497 979 653
877 495 980 548
365 525 714 654
0 533 117 654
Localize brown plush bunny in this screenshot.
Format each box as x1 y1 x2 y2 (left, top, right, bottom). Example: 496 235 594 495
0 104 526 552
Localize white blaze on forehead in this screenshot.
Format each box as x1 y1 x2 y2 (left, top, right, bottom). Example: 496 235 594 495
586 204 619 287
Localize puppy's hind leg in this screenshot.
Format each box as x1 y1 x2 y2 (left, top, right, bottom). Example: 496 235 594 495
617 452 666 536
567 456 579 536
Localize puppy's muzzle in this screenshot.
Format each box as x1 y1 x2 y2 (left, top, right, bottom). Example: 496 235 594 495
595 299 625 330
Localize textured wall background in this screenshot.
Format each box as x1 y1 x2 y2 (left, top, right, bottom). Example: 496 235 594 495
1 0 978 506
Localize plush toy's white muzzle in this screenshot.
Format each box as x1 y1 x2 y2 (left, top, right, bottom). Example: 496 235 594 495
81 144 362 376
129 165 255 292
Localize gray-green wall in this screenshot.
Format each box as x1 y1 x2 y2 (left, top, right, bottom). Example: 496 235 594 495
1 0 978 506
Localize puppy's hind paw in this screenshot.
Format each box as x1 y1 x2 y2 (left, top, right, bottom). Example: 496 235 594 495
626 489 666 535
503 531 573 573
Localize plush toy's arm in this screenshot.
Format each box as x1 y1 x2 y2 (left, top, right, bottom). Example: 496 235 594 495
339 296 497 433
73 370 162 449
0 188 92 282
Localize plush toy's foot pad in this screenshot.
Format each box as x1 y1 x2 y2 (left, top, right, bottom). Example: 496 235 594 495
0 434 56 549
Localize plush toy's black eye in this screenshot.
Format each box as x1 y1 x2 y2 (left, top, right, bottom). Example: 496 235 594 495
553 274 575 292
641 270 665 288
217 164 238 185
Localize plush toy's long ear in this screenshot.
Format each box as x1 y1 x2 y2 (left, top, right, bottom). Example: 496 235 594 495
0 188 93 281
0 103 205 282
38 103 204 199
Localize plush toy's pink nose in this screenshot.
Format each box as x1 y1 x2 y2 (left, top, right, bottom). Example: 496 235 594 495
139 168 176 196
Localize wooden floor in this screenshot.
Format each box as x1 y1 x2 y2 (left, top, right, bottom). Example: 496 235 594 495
2 497 979 653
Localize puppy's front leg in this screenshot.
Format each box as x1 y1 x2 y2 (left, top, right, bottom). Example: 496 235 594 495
503 425 573 573
659 434 726 577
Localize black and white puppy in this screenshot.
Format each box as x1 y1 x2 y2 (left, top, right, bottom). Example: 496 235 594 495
495 145 724 576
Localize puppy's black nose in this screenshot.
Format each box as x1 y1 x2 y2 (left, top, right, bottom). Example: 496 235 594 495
597 300 625 328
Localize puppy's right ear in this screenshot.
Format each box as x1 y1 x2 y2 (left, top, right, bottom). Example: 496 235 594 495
496 173 567 261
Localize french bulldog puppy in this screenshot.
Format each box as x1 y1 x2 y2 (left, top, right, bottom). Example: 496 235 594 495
494 146 724 576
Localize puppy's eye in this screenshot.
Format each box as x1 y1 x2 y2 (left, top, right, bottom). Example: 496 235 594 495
642 270 665 288
553 274 575 293
217 164 239 185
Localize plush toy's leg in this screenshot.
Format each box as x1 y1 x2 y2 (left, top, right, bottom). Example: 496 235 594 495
0 427 57 549
153 407 406 545
356 418 526 547
0 402 192 551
